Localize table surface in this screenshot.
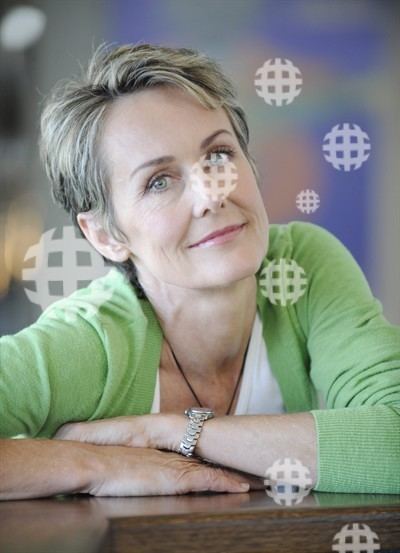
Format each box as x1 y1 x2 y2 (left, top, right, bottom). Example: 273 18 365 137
1 490 400 553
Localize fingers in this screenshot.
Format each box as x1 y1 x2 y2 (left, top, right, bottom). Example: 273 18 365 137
191 457 265 491
224 468 266 490
178 465 250 494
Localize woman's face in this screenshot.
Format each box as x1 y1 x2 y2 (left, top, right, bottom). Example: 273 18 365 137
99 85 269 293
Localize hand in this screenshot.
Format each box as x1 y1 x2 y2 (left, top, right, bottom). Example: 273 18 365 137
54 415 266 492
82 445 261 497
53 413 181 451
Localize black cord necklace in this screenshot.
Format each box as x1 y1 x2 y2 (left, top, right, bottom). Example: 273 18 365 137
169 338 250 416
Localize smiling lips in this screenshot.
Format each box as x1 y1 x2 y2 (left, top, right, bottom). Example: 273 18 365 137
189 223 246 248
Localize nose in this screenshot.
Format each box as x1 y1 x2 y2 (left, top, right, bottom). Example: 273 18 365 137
188 180 226 216
187 167 235 216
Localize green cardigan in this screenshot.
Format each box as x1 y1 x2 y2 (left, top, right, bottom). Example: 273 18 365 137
1 221 399 494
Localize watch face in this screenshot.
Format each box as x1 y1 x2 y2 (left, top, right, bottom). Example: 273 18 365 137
188 407 214 417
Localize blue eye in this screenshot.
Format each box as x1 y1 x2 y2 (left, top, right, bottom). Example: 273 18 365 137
146 174 170 194
144 145 236 195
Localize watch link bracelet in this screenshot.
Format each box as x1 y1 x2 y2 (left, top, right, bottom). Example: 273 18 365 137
178 406 215 457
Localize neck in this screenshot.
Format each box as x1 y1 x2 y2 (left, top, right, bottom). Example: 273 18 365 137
143 275 258 382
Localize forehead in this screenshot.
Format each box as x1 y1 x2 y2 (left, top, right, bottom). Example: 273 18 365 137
100 86 233 163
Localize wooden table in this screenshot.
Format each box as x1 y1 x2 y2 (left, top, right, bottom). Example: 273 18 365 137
1 490 399 553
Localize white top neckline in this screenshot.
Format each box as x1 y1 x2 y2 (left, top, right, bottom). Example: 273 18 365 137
150 308 285 415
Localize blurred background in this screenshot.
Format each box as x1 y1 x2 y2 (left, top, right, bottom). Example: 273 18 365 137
0 0 399 336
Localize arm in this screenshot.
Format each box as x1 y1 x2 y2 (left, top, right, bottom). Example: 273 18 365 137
0 438 94 500
0 437 261 501
0 309 107 439
0 270 146 439
54 411 318 486
168 412 318 485
292 222 400 494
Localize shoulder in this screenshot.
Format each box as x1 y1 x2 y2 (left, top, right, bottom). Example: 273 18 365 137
37 267 160 334
257 221 379 332
265 220 347 262
255 220 376 330
258 220 363 286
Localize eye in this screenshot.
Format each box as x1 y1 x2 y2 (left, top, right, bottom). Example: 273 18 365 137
206 146 235 166
145 174 172 195
144 145 236 195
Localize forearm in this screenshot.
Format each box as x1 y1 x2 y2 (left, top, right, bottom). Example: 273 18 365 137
172 412 318 486
0 438 96 501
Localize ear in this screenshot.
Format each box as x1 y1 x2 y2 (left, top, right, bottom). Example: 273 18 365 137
77 212 130 263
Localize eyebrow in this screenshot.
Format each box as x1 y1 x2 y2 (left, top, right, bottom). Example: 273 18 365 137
129 129 233 182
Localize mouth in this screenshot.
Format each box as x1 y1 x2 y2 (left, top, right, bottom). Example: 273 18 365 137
188 223 247 249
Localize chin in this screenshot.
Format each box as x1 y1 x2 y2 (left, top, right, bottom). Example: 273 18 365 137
204 254 261 286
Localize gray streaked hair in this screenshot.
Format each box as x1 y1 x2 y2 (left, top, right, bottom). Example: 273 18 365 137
38 40 260 299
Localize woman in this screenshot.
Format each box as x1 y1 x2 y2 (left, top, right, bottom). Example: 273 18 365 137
1 42 399 500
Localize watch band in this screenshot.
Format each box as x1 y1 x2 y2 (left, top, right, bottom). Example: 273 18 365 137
178 407 214 457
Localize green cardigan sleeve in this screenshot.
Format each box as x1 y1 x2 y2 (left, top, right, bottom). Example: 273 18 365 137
0 310 108 438
0 269 162 438
294 222 400 494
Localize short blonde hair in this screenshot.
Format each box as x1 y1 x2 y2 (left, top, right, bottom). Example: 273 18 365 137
39 41 260 299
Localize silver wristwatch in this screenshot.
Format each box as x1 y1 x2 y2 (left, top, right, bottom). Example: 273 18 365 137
178 406 215 457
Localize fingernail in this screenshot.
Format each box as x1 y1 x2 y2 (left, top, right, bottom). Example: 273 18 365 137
239 483 250 491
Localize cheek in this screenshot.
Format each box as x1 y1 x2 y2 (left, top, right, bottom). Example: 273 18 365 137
116 190 188 252
137 208 186 251
236 172 260 209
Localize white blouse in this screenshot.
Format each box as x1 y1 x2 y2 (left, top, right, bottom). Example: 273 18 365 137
150 308 286 415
